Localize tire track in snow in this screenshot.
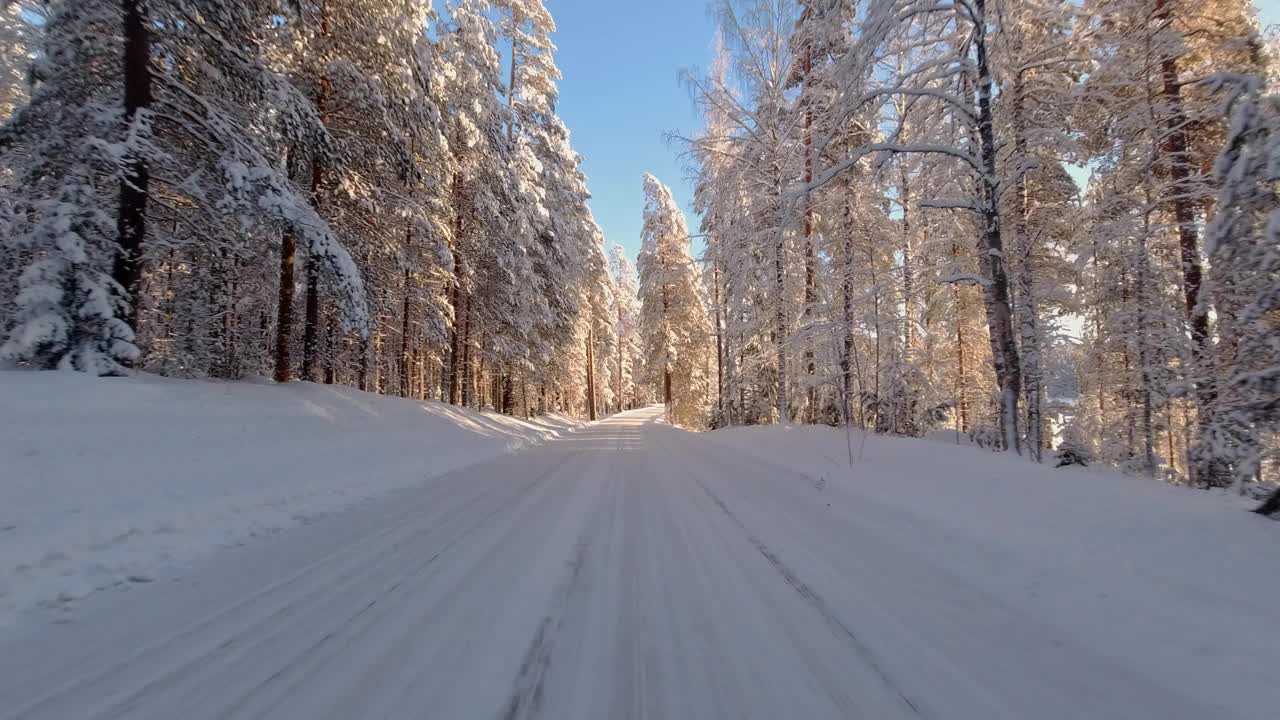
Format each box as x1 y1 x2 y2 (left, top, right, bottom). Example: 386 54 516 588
11 451 577 720
499 540 589 720
216 453 580 719
674 436 926 719
499 463 613 720
233 452 586 720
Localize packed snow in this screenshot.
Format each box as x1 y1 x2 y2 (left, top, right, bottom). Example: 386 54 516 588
0 371 579 627
0 386 1276 718
704 423 1280 716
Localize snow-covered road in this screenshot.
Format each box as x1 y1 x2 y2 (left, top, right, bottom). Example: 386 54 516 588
0 407 1260 719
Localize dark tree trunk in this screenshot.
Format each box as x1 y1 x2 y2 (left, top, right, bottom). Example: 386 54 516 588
618 301 627 414
301 4 330 382
448 280 462 405
460 298 473 407
1155 4 1209 358
586 329 597 421
1153 0 1222 487
953 236 969 433
801 43 817 424
502 373 515 415
974 0 1022 454
357 335 370 392
399 223 413 398
302 261 320 381
842 196 856 426
114 0 153 337
322 314 336 384
273 229 296 382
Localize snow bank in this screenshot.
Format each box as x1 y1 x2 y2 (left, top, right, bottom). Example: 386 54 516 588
705 424 1280 715
0 371 580 627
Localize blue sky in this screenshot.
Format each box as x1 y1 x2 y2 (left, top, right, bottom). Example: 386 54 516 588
551 0 717 262
552 0 1280 264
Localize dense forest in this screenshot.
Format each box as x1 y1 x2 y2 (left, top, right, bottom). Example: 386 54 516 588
654 0 1278 501
2 0 1279 505
0 0 647 419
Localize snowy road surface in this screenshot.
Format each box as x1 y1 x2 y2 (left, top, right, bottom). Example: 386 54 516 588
0 407 1264 719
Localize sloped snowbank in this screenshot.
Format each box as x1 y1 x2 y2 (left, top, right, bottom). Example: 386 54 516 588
705 424 1279 715
0 371 580 626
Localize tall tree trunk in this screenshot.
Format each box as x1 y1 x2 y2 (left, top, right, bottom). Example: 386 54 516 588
447 169 465 405
617 300 626 413
801 45 817 424
951 239 969 434
302 260 320 381
473 343 484 409
1155 0 1209 357
586 328 597 421
502 373 515 415
1010 75 1043 462
662 273 674 419
901 189 914 353
357 339 367 391
1135 116 1162 475
322 313 336 384
713 255 724 422
841 194 856 426
274 228 296 382
447 279 462 405
867 241 882 432
460 296 473 407
1153 0 1221 486
301 2 330 382
774 175 788 424
1016 235 1045 462
399 223 413 398
974 0 1022 454
114 0 152 338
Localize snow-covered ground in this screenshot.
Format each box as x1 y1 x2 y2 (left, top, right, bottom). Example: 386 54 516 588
0 371 579 627
704 423 1280 715
0 390 1276 718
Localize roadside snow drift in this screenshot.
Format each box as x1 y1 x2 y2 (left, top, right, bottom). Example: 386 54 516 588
704 423 1280 717
0 371 579 626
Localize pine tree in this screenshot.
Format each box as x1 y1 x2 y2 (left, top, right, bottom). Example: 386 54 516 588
0 0 138 374
610 244 644 411
638 174 713 429
1199 74 1279 500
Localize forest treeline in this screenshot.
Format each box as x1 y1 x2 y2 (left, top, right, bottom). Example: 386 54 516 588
641 0 1279 499
3 0 1280 506
0 0 649 420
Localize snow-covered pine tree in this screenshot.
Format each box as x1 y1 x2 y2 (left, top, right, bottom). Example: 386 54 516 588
0 0 138 374
435 0 510 406
785 0 855 424
1198 74 1280 502
0 0 43 324
609 244 645 412
637 174 713 429
0 0 612 423
688 0 806 424
1074 0 1262 482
